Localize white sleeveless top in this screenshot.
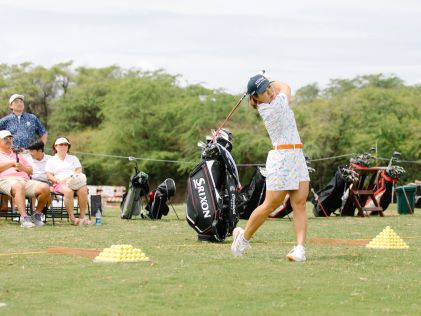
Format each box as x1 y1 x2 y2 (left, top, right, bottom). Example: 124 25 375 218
257 92 301 146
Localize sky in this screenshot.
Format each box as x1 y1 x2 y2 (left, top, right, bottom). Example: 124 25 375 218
0 0 420 94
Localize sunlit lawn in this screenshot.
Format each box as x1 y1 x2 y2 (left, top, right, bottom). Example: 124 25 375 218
0 203 420 315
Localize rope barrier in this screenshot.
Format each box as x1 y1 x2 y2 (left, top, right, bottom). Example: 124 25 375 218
308 154 354 162
378 157 421 165
70 150 420 167
72 151 196 164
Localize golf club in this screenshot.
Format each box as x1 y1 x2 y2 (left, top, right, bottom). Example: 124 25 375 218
211 70 267 143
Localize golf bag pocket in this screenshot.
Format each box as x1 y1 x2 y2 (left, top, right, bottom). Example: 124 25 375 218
146 178 176 219
186 161 220 240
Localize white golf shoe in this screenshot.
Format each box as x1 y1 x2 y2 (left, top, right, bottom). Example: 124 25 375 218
231 227 250 257
287 245 306 262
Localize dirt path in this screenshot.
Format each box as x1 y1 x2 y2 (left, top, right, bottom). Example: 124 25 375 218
309 238 369 246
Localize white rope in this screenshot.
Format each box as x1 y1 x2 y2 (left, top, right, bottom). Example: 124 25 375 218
378 157 421 165
71 151 196 164
309 154 354 162
67 150 420 166
68 151 390 167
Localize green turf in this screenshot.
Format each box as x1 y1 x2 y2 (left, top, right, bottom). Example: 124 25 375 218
0 204 420 316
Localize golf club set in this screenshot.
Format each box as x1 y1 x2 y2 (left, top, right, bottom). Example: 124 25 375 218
186 129 240 242
312 150 405 217
120 157 178 220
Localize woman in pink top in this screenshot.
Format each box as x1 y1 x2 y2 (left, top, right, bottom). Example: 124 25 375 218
45 136 91 225
231 74 309 261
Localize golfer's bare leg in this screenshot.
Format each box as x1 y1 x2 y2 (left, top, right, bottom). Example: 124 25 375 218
288 181 309 246
244 190 287 240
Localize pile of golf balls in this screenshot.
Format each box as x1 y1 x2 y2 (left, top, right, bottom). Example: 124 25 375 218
366 226 409 249
94 244 150 263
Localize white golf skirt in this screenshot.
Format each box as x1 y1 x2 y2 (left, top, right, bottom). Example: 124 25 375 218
265 149 310 191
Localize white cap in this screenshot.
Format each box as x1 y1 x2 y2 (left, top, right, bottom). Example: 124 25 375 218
0 130 13 139
54 137 70 145
9 94 24 104
66 173 87 190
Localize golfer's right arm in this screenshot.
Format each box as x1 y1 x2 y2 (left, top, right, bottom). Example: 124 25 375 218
271 81 292 102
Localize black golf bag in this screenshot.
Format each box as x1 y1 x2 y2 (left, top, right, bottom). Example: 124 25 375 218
312 167 355 217
145 178 176 219
236 167 266 219
186 129 240 242
120 171 149 219
312 150 375 217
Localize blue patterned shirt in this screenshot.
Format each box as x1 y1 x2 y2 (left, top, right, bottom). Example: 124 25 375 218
0 112 47 148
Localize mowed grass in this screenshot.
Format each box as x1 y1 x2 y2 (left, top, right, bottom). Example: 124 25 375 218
0 203 420 316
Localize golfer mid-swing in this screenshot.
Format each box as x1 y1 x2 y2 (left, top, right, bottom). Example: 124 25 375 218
231 74 310 261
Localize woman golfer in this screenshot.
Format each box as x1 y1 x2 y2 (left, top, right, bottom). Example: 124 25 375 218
231 74 309 261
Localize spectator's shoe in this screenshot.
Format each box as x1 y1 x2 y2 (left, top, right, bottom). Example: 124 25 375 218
20 216 36 228
287 245 306 262
31 212 45 227
231 227 250 257
79 217 93 226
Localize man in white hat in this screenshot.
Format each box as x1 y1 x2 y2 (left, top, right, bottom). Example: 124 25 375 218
0 130 50 227
0 94 48 150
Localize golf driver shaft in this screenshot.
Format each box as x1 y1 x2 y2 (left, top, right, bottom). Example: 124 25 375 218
212 92 248 142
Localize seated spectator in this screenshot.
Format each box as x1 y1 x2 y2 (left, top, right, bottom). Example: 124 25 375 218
27 140 51 183
45 136 92 225
0 130 50 227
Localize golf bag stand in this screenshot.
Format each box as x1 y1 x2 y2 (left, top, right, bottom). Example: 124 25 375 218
145 178 177 219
